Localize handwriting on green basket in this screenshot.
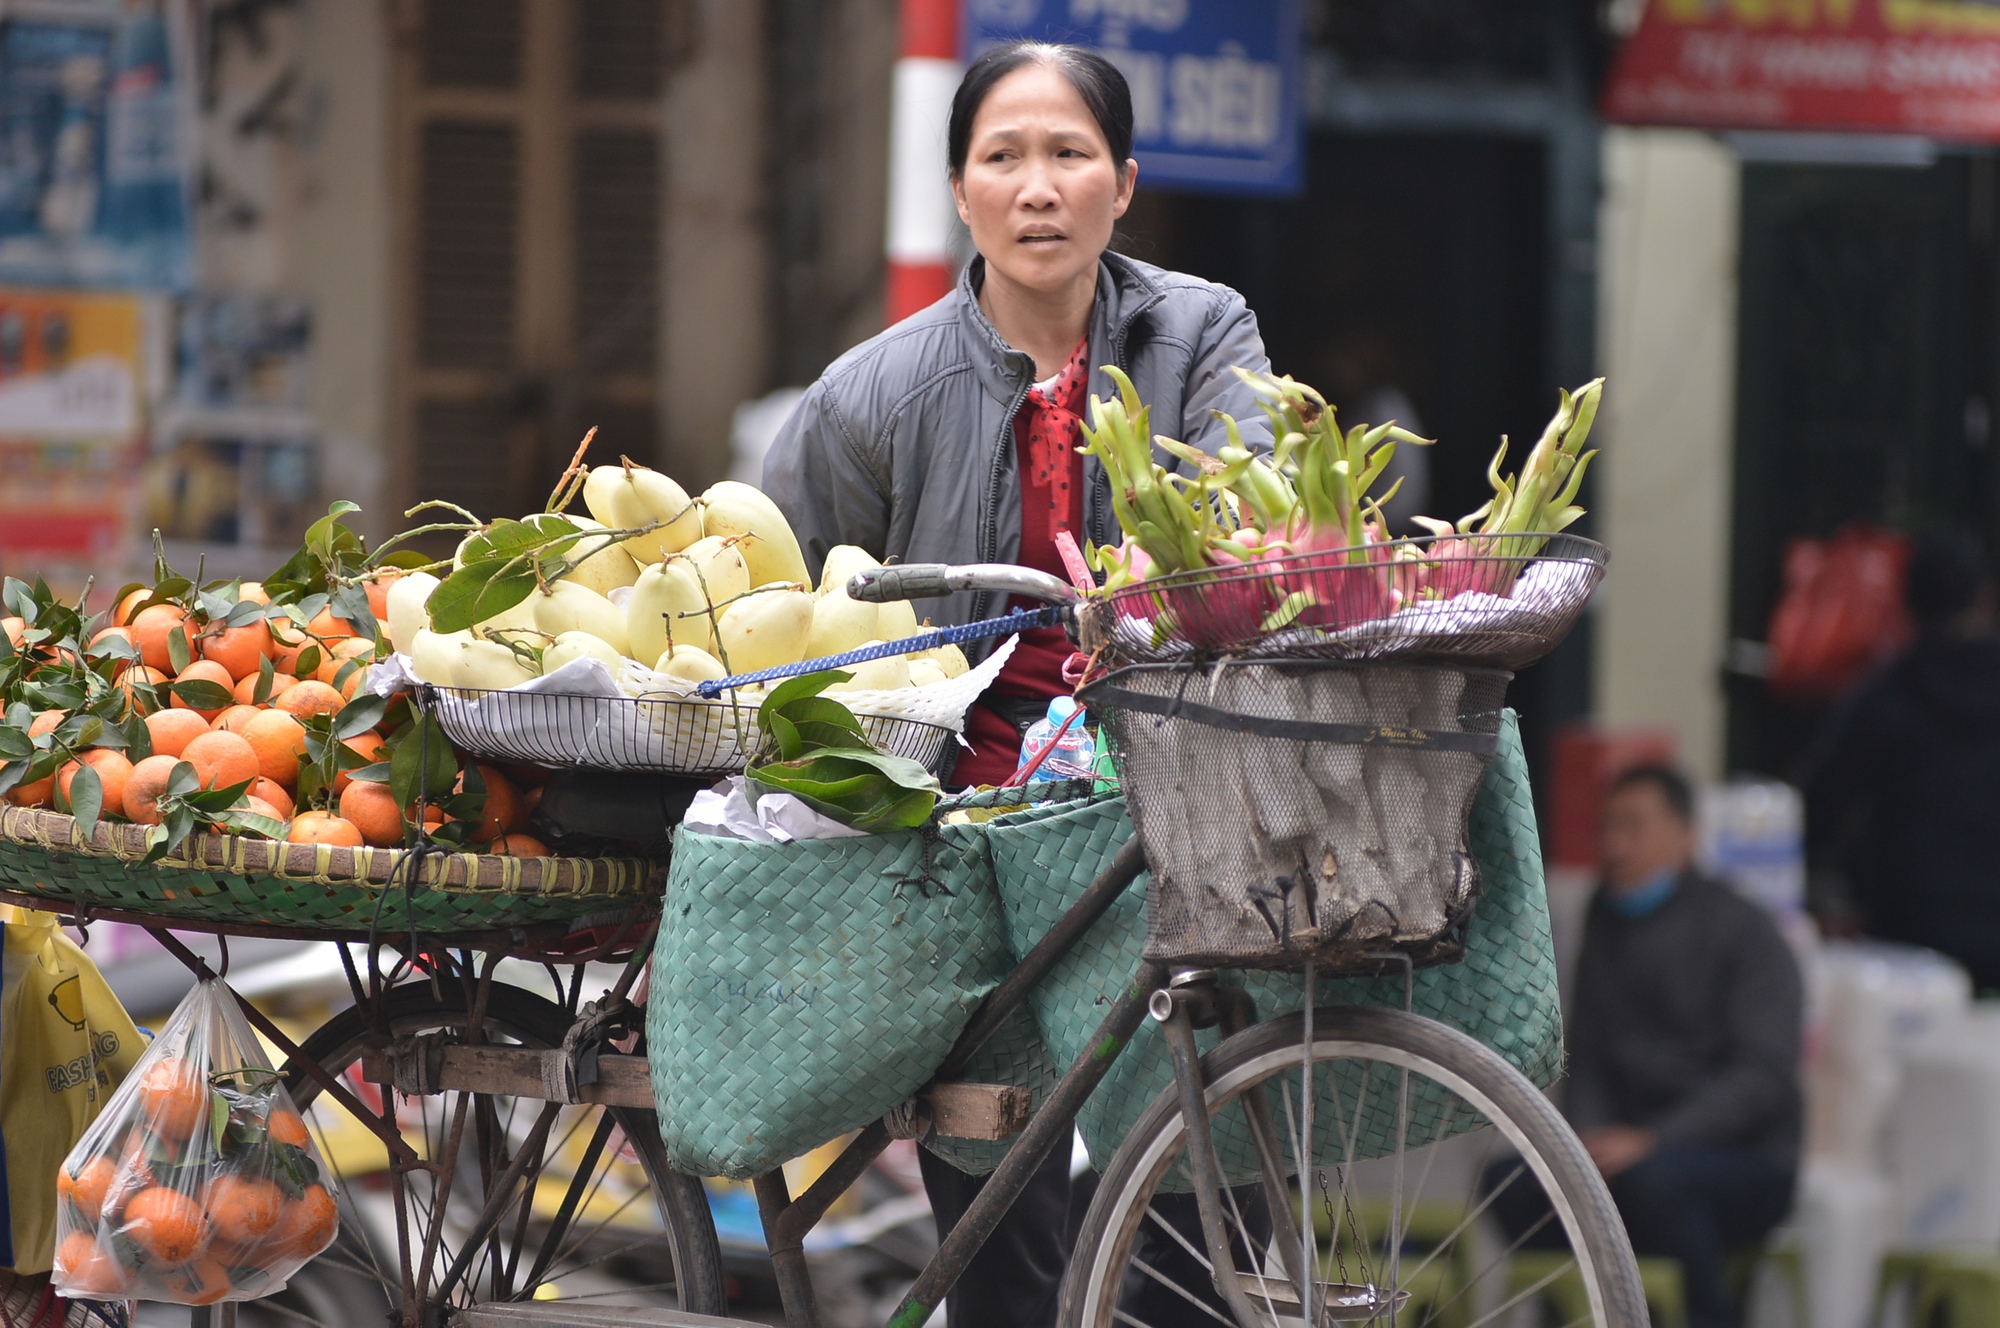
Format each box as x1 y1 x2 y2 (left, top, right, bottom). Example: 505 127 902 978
696 973 822 1009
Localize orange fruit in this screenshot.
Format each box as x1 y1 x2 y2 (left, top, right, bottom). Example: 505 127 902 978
338 780 404 847
203 1173 284 1245
0 617 22 648
241 711 308 790
59 1154 118 1225
331 732 389 796
162 1255 232 1305
271 1184 337 1260
89 625 135 671
212 705 262 735
241 795 284 822
455 764 524 844
123 754 183 824
168 660 236 721
115 587 151 624
266 1108 310 1148
315 637 378 699
146 708 211 759
57 749 133 815
250 777 295 819
130 604 190 674
490 833 550 857
198 623 272 680
120 664 167 714
363 573 398 620
54 1230 132 1296
183 730 258 791
287 811 363 847
138 1057 211 1138
28 710 65 738
233 670 296 705
124 1184 210 1266
273 680 343 720
236 581 270 606
8 773 53 808
307 608 356 643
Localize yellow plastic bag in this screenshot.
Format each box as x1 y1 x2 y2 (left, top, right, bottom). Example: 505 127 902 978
0 906 143 1275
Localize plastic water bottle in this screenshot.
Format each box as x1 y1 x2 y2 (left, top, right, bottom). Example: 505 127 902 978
1016 697 1096 781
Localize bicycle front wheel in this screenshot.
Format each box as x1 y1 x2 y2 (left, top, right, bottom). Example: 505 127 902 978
1060 1004 1647 1328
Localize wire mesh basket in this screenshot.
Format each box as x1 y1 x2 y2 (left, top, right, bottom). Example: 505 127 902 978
415 684 955 776
1076 532 1606 669
1081 660 1511 971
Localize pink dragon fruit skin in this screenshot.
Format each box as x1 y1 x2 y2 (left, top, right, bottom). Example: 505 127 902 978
1420 537 1520 599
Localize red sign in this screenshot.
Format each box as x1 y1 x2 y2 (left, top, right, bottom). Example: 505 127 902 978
1605 0 2000 140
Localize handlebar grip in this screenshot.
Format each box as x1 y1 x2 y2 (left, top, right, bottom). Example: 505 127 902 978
847 564 952 603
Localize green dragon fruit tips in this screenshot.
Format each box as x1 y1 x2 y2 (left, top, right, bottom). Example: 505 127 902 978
1076 367 1606 619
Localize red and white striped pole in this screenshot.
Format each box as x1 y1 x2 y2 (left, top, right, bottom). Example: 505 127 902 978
885 0 961 323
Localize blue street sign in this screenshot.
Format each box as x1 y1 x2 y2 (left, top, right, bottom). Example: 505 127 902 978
962 0 1304 196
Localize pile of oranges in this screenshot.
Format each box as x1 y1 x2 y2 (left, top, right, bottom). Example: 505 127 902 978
11 576 549 854
52 1053 338 1305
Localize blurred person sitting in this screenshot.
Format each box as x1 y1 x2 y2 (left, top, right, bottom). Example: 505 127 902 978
1804 530 2000 987
1491 766 1802 1328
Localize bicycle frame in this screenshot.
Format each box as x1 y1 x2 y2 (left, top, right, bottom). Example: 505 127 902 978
745 838 1161 1328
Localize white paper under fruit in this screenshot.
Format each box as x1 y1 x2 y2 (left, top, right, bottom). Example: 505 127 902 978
369 638 1014 774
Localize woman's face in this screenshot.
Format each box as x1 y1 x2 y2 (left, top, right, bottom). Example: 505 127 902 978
952 63 1136 298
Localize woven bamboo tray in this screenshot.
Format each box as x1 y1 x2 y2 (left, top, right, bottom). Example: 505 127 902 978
0 807 664 937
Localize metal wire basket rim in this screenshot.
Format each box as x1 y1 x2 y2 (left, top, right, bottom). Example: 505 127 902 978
413 682 954 731
1084 659 1517 685
1098 530 1607 598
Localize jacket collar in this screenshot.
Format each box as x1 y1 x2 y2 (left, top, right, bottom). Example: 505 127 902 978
954 252 1167 404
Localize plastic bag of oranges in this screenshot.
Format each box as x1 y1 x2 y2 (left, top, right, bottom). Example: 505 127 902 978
49 979 337 1305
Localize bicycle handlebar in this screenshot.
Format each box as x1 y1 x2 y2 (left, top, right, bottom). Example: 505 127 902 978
846 563 1080 606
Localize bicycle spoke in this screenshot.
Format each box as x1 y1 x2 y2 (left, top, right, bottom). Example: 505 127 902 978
1455 1252 1574 1328
1399 1158 1528 1295
1418 1206 1560 1325
1130 1258 1238 1327
1142 1202 1213 1274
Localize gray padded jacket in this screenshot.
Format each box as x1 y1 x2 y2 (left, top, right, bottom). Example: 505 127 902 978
762 251 1272 633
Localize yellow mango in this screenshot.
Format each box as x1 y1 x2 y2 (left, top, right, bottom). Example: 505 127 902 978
877 597 920 641
628 559 714 663
714 584 813 673
411 628 471 685
817 544 882 597
583 462 703 562
671 535 752 606
656 643 728 684
824 644 911 692
385 571 440 654
700 481 808 589
804 590 882 661
913 642 970 678
555 515 642 595
527 582 631 658
541 630 625 675
449 638 536 690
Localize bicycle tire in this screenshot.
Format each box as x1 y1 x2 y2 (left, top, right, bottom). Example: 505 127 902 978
1060 1004 1648 1328
279 981 728 1322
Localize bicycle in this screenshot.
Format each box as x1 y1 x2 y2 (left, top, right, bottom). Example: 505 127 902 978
0 533 1641 1328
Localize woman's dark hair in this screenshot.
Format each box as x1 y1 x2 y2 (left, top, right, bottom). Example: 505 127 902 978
947 42 1134 178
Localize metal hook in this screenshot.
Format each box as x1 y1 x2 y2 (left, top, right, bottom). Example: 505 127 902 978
217 934 230 978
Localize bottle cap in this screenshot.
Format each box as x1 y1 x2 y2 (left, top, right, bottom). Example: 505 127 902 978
1048 696 1080 724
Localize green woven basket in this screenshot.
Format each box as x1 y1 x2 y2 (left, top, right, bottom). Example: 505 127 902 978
983 709 1561 1185
648 818 1006 1179
0 807 662 936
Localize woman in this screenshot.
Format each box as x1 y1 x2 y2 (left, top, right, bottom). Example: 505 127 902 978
763 42 1273 1327
765 40 1272 788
